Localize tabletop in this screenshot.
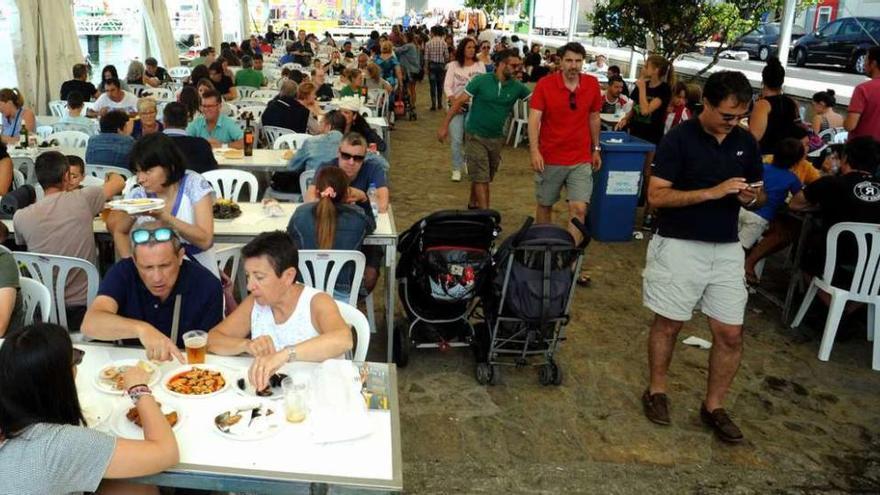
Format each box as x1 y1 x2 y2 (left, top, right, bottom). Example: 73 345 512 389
69 343 403 492
8 145 85 159
214 148 293 171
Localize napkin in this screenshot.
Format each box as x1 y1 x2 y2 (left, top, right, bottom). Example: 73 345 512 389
307 359 372 444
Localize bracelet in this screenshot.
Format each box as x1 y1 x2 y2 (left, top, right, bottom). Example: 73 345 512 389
127 384 152 404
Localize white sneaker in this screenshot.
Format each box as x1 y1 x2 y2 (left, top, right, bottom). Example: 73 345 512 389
451 170 462 182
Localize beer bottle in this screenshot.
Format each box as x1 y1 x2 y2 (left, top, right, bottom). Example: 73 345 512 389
243 113 254 157
20 126 29 149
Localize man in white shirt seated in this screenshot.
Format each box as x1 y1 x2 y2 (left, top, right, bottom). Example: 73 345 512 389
587 54 609 74
89 78 138 117
601 75 633 130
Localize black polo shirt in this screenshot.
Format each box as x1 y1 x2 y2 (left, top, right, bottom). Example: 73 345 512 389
653 118 763 243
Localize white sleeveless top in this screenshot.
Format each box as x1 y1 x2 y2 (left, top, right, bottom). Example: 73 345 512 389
251 285 321 349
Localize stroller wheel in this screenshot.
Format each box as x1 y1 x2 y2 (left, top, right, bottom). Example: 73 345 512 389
393 319 410 368
539 363 563 386
475 362 491 385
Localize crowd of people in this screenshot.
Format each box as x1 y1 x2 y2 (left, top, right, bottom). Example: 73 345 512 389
0 18 879 493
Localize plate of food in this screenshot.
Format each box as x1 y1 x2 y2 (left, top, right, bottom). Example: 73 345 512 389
107 198 165 214
213 403 282 441
234 372 287 400
222 149 244 159
111 402 183 440
213 199 242 221
163 365 229 398
93 359 161 395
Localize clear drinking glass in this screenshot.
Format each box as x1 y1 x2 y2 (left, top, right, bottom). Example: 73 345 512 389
282 375 309 423
182 330 207 364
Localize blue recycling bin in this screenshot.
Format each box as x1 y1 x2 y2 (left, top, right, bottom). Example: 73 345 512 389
588 132 656 242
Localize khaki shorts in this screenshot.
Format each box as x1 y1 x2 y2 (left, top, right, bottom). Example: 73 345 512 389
465 134 503 183
737 208 769 249
642 235 748 325
535 163 594 206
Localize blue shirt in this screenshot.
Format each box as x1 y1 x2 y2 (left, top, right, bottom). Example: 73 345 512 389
186 115 244 143
316 158 388 218
84 133 134 167
279 53 296 66
755 164 802 221
98 258 223 348
288 131 390 174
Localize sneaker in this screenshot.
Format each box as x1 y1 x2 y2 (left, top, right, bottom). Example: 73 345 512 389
642 389 671 425
451 170 462 182
700 403 744 443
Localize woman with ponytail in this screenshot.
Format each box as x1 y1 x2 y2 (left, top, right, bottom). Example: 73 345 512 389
0 88 36 145
615 54 673 228
287 166 375 297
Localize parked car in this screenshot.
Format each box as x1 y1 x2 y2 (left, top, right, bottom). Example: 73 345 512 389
790 16 880 73
734 22 805 61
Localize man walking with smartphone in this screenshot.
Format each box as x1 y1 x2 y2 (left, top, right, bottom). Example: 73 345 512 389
641 71 765 443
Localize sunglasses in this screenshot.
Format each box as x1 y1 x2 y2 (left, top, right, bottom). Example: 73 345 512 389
717 110 751 122
132 227 175 245
339 151 366 163
72 347 85 366
569 91 577 111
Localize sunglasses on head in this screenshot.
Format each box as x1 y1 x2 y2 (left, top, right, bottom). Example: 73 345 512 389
72 347 85 366
569 91 577 111
339 151 366 162
131 227 175 245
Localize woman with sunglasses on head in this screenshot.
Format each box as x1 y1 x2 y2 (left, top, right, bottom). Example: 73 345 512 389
106 133 218 277
0 323 178 494
477 41 494 73
442 37 485 182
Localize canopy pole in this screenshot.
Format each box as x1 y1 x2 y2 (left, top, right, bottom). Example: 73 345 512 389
567 0 578 42
777 0 797 67
527 0 534 45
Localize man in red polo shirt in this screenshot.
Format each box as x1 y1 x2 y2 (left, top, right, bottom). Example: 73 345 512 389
528 42 602 245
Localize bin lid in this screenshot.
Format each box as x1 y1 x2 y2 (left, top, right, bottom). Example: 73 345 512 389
599 131 656 152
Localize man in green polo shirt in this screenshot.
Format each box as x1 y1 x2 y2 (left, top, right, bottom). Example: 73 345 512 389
438 49 531 208
186 89 244 149
235 55 267 88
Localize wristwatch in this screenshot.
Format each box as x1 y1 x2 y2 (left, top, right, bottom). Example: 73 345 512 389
592 145 602 152
285 345 297 363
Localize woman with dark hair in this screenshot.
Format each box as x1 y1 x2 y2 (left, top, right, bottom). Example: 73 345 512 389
187 64 210 88
477 40 493 72
99 64 127 92
750 57 800 155
442 37 484 182
0 323 178 493
107 133 218 276
177 85 201 121
811 89 843 134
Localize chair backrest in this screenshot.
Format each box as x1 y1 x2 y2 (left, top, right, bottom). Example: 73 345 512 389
13 253 99 327
19 277 52 325
281 63 303 71
202 169 258 202
49 100 67 118
374 91 388 118
11 156 35 185
335 300 370 362
237 105 266 120
359 107 373 119
52 121 98 136
831 130 848 144
222 101 239 119
272 132 312 150
297 249 365 307
817 127 838 143
46 131 89 148
128 84 147 97
85 164 133 180
261 125 294 148
11 168 25 189
122 175 139 196
215 244 242 285
235 98 272 109
142 87 174 100
300 168 316 195
36 125 54 141
252 89 278 100
236 86 260 99
168 66 191 80
822 222 880 300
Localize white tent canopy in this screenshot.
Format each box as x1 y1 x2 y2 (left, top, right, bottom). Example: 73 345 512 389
143 0 181 69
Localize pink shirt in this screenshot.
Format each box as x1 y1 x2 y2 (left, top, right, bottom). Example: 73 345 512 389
848 77 880 141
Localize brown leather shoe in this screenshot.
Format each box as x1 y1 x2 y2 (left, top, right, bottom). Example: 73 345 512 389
700 403 744 443
642 389 671 425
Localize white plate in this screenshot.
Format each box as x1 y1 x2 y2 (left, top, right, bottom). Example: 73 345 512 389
213 403 283 441
107 198 165 214
111 403 184 440
163 364 230 398
93 359 161 395
80 397 112 429
233 371 286 400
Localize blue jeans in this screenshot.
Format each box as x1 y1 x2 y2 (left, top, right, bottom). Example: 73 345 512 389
449 112 466 171
428 62 446 108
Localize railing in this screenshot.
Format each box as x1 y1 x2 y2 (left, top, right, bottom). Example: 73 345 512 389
75 14 140 36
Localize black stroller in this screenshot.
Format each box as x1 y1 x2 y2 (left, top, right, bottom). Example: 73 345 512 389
393 209 502 367
474 218 590 385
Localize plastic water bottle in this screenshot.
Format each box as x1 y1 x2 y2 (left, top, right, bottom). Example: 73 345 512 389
367 182 379 218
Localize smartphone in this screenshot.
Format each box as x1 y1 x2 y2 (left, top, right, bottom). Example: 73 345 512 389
748 181 764 188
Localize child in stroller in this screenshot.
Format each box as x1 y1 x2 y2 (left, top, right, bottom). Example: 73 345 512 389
393 209 501 366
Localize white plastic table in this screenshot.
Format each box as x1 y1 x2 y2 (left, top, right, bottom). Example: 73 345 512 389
71 343 403 493
214 148 293 172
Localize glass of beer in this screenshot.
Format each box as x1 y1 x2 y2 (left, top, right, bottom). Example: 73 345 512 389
182 330 207 364
282 376 308 423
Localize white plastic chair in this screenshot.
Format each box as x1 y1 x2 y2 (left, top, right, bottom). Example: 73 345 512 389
11 169 25 189
53 121 98 136
261 125 294 148
12 156 35 185
273 132 312 150
85 164 133 180
36 125 54 141
222 102 239 119
168 66 191 82
281 63 303 71
235 86 260 99
817 127 841 144
45 131 89 148
300 169 316 195
19 277 52 325
237 105 266 121
13 253 99 328
142 87 174 100
298 249 376 333
235 99 272 109
203 169 258 202
831 131 849 144
49 100 67 118
252 89 278 100
335 300 371 362
215 243 245 300
128 84 147 97
507 98 529 148
791 222 880 371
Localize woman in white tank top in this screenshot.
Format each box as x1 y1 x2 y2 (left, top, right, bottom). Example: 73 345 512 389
207 232 353 392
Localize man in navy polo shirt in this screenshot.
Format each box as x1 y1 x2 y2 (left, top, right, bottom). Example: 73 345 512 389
641 71 766 444
82 222 223 362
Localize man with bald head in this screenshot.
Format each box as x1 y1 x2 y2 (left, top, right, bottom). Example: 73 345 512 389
82 222 223 362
